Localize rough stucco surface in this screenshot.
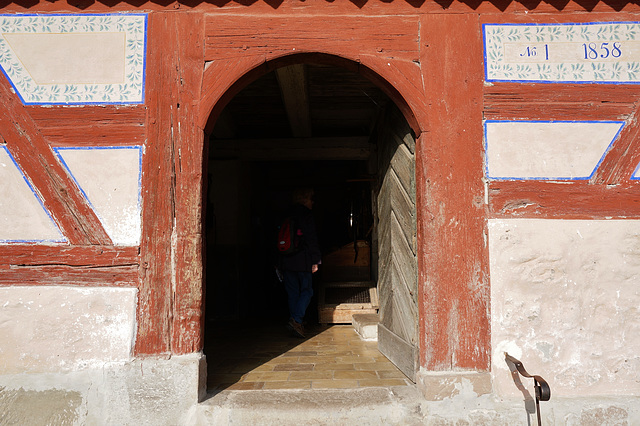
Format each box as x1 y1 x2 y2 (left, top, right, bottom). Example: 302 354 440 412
0 354 205 426
0 286 137 374
489 219 640 398
0 387 82 425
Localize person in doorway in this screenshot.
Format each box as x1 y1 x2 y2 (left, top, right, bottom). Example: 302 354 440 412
280 187 321 338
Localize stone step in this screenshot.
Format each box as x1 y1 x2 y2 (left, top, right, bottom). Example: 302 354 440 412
352 313 379 341
192 387 425 425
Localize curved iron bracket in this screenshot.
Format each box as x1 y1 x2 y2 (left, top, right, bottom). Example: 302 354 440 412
505 353 551 426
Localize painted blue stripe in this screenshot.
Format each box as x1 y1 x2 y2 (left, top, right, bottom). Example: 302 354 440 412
632 162 640 180
485 78 640 85
141 14 148 105
484 21 640 28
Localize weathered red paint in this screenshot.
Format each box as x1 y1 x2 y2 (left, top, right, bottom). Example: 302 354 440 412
170 12 206 355
138 12 182 356
0 4 638 379
0 245 139 286
593 102 640 184
28 105 147 147
137 12 206 355
419 13 491 371
5 0 640 17
198 15 427 134
484 84 639 122
490 181 640 219
0 245 139 266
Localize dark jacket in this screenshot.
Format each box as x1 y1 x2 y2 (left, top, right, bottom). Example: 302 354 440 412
280 203 321 272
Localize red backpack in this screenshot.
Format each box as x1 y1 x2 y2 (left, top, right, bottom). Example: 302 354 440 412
277 217 302 255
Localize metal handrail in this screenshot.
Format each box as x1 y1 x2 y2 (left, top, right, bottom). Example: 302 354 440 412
505 353 551 426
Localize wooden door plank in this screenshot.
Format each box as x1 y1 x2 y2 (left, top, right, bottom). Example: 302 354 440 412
388 106 416 155
391 141 415 197
389 170 416 254
389 258 418 344
378 323 418 382
377 103 418 382
391 210 417 296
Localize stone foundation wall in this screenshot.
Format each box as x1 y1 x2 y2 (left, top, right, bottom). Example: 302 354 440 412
0 354 206 425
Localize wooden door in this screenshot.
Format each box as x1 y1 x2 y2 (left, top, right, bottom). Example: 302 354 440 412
376 106 418 381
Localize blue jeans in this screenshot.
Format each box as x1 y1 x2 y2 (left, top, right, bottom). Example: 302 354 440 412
283 270 313 324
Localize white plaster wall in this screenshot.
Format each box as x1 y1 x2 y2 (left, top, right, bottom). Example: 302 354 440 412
485 121 623 179
56 147 142 246
0 286 137 374
489 219 640 398
4 33 125 85
0 147 64 242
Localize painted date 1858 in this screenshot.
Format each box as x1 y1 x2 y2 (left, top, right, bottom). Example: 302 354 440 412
518 42 623 61
582 42 622 60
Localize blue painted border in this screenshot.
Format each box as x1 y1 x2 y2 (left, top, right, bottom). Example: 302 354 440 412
632 162 640 180
0 146 66 243
483 22 640 85
484 120 625 181
0 13 147 105
53 146 143 222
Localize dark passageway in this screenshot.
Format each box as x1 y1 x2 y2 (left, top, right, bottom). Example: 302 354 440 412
202 60 416 391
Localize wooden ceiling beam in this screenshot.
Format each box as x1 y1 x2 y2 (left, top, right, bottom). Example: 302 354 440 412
211 136 371 161
276 64 312 138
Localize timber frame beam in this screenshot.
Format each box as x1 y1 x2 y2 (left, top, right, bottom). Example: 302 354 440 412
0 75 112 245
276 64 312 138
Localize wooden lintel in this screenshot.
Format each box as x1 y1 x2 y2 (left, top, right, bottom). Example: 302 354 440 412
484 83 639 121
211 136 372 161
276 64 312 138
489 180 640 219
0 265 139 287
0 245 139 267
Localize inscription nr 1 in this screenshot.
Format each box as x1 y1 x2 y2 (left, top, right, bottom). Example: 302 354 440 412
484 23 640 84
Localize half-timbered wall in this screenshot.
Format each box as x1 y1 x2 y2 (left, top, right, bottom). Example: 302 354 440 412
1 1 640 422
483 17 640 401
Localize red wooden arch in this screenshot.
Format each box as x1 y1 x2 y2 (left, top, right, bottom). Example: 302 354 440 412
198 52 426 139
140 13 492 374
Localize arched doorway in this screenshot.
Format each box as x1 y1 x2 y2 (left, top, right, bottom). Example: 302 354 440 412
202 57 420 390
